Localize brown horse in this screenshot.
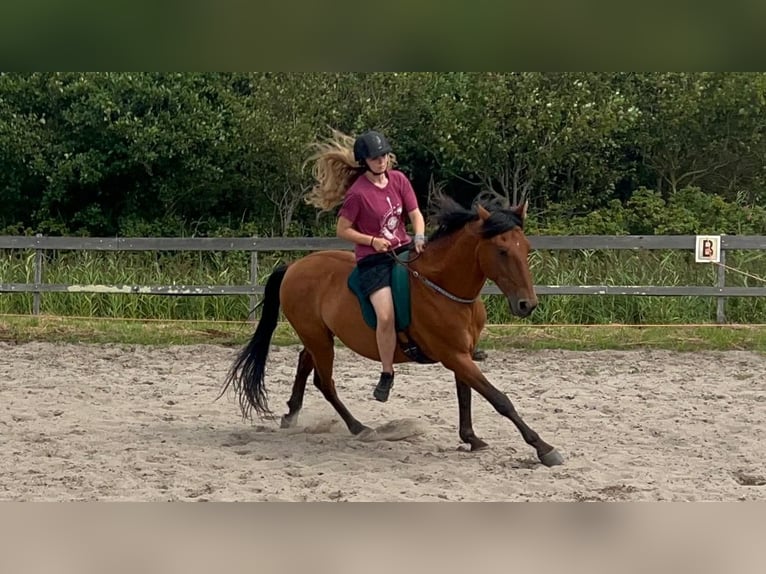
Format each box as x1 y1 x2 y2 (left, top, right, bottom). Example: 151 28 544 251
221 195 563 467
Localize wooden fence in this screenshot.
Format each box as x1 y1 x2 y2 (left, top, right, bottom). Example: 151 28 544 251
1 235 766 323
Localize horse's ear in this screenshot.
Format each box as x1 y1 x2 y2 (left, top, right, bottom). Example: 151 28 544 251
477 204 491 221
512 201 528 220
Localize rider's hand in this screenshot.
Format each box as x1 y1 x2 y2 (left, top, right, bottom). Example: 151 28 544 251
371 237 391 252
414 234 426 254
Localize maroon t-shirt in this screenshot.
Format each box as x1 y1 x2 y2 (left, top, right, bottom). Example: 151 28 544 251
338 170 419 261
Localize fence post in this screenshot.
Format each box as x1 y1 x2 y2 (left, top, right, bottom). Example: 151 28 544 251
716 248 726 324
249 249 258 323
33 233 43 315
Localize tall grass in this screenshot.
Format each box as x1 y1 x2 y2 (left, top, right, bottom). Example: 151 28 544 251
1 247 765 324
485 249 766 324
0 249 273 321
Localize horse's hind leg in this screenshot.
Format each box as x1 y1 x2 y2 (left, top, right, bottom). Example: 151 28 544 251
306 337 371 436
280 348 314 429
455 378 489 451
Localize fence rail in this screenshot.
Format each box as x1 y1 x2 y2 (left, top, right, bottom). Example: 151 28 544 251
2 235 766 323
3 235 766 251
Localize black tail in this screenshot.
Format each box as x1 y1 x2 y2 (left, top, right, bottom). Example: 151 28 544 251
219 264 289 420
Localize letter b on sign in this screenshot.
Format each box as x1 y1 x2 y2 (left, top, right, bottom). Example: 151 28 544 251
695 235 721 263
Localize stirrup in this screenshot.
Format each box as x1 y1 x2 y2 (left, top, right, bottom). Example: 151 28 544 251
373 372 395 402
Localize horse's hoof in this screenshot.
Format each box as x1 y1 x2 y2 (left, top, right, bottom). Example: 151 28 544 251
472 349 488 361
539 448 564 467
470 438 489 451
356 427 378 442
280 414 298 429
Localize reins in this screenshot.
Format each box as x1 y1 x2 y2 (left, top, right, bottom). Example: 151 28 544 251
387 247 479 305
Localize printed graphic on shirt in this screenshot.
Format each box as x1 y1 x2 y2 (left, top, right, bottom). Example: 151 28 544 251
380 195 403 246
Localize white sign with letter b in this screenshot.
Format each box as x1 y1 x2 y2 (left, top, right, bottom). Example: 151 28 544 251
695 235 721 263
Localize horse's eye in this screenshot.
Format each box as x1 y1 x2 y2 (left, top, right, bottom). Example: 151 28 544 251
498 249 509 257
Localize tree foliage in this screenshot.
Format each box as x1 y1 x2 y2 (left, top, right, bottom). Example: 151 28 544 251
1 72 765 237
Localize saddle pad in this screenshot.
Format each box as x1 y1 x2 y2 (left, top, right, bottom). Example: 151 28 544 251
347 251 411 332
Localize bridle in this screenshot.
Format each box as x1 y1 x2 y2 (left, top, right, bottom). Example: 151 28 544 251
387 247 479 305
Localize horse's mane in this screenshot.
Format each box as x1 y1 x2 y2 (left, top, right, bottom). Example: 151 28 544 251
428 191 524 243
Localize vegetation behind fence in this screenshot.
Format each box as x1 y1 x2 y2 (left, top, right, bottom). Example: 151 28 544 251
2 235 765 325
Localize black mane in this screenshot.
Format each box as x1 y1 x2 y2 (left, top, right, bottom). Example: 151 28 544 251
428 192 523 243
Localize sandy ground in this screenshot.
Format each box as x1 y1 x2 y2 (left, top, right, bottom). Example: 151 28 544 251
1 341 764 501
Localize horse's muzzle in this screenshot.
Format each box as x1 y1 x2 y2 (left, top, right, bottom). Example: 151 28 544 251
509 297 537 318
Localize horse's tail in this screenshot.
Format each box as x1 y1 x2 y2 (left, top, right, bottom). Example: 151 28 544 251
219 264 289 419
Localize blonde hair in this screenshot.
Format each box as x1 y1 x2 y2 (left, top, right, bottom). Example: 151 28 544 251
304 129 397 212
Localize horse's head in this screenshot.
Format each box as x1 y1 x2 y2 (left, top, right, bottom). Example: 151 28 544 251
475 201 537 318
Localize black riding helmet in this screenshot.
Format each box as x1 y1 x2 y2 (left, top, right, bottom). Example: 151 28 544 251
353 130 392 165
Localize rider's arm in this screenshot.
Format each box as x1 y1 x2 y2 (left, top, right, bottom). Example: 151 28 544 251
337 216 375 247
408 208 426 239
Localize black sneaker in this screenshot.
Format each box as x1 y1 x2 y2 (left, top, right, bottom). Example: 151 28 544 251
373 372 395 402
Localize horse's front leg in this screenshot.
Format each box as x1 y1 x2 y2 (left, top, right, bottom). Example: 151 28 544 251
445 353 564 467
455 378 488 451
